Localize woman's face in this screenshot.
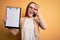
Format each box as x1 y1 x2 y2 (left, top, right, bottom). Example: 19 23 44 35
27 3 38 18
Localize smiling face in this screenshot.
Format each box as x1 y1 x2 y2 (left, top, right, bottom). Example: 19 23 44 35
27 3 38 18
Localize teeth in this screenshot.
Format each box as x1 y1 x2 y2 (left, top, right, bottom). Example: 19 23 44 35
30 12 33 14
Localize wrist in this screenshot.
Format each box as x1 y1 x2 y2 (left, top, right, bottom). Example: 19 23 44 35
37 14 40 20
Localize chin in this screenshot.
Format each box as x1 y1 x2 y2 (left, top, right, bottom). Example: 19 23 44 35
29 15 33 17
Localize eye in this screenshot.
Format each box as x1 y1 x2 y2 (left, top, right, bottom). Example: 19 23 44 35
34 8 38 11
29 6 33 9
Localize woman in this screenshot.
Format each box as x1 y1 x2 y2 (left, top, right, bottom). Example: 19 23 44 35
4 2 46 40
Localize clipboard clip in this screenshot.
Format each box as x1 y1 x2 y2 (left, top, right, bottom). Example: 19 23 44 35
8 7 11 9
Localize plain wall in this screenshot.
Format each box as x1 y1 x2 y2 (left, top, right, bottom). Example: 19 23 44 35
0 0 60 40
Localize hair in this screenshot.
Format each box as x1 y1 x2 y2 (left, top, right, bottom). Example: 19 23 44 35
25 2 37 17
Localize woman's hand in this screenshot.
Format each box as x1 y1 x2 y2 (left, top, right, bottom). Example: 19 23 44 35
33 4 40 17
3 16 7 24
3 16 7 22
33 10 39 17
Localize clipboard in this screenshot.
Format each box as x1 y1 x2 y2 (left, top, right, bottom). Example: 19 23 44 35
5 6 21 29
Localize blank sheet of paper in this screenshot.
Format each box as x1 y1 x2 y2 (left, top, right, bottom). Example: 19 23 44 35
6 7 21 28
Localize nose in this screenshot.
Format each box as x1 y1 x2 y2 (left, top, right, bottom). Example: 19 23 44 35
31 8 35 12
31 9 34 13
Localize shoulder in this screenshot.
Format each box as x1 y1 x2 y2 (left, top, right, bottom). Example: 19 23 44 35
20 17 26 23
20 17 25 21
20 17 26 28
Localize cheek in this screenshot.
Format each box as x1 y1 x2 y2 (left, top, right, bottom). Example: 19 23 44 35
28 9 30 12
28 9 30 13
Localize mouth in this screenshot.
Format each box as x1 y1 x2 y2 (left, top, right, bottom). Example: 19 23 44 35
29 11 34 14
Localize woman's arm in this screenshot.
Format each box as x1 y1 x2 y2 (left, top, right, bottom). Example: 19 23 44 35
21 26 24 40
20 18 25 40
33 7 47 30
37 14 47 30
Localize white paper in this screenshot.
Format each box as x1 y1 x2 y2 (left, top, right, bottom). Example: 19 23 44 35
6 7 20 27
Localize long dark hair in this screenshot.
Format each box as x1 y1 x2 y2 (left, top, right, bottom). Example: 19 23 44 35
25 2 37 17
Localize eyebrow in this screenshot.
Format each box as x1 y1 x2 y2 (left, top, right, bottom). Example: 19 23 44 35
29 6 38 11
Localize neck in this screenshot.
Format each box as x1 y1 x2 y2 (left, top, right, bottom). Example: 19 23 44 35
26 16 33 18
27 16 33 18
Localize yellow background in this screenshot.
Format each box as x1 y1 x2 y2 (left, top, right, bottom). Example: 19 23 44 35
0 0 60 40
